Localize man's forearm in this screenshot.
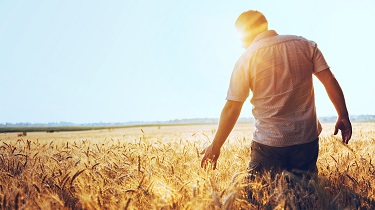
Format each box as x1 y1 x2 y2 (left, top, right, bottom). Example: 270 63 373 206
315 70 349 118
315 69 352 143
212 100 243 150
324 76 349 118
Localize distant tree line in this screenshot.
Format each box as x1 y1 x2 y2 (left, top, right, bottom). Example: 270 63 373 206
1 115 374 128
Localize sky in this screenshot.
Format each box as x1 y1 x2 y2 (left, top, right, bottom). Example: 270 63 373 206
1 0 374 124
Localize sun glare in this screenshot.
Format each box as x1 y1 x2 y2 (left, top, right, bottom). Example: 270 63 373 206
152 180 176 205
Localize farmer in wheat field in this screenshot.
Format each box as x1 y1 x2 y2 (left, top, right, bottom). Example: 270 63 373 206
200 10 352 176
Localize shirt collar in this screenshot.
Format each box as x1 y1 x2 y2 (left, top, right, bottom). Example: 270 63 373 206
253 30 278 43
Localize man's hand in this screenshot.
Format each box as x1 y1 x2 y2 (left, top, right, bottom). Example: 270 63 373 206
199 100 243 170
200 144 220 170
334 117 352 144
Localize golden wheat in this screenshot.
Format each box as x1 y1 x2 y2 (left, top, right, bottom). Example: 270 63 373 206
0 122 374 209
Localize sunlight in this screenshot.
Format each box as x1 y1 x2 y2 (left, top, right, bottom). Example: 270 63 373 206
152 180 176 205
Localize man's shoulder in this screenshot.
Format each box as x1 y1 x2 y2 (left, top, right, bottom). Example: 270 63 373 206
252 34 317 54
240 34 317 62
273 34 314 43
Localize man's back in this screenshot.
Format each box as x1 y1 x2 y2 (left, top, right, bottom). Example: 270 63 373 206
227 30 330 147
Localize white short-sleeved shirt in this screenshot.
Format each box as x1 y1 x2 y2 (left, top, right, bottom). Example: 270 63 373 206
226 30 329 147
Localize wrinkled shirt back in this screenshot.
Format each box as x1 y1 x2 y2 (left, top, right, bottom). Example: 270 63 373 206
226 30 329 147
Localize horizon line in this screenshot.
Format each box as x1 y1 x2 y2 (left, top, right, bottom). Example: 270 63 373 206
1 114 375 126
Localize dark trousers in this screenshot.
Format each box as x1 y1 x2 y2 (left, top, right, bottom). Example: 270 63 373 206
248 139 319 175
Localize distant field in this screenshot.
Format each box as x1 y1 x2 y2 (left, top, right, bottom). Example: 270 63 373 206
0 126 105 133
0 125 151 133
0 122 374 209
0 123 212 133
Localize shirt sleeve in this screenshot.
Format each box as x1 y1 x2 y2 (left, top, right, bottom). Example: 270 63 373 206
310 41 330 74
225 56 250 102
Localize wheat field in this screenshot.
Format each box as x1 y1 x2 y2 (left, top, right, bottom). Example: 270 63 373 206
0 122 374 209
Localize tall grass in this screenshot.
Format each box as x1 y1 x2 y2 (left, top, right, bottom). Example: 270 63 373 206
0 123 374 209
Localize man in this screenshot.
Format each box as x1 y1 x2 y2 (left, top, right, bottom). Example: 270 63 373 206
200 10 352 175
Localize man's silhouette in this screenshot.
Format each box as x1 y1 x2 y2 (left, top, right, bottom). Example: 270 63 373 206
201 10 352 175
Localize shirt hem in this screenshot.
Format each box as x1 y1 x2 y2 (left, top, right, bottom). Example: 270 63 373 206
252 136 319 147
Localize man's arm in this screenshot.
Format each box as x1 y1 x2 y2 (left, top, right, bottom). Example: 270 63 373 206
315 69 352 144
200 100 244 169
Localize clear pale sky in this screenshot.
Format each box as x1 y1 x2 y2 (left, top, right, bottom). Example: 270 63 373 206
1 0 374 124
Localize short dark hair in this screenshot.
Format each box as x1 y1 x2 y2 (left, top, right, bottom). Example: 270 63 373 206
235 10 268 33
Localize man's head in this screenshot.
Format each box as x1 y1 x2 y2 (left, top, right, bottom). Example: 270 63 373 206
235 10 268 48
